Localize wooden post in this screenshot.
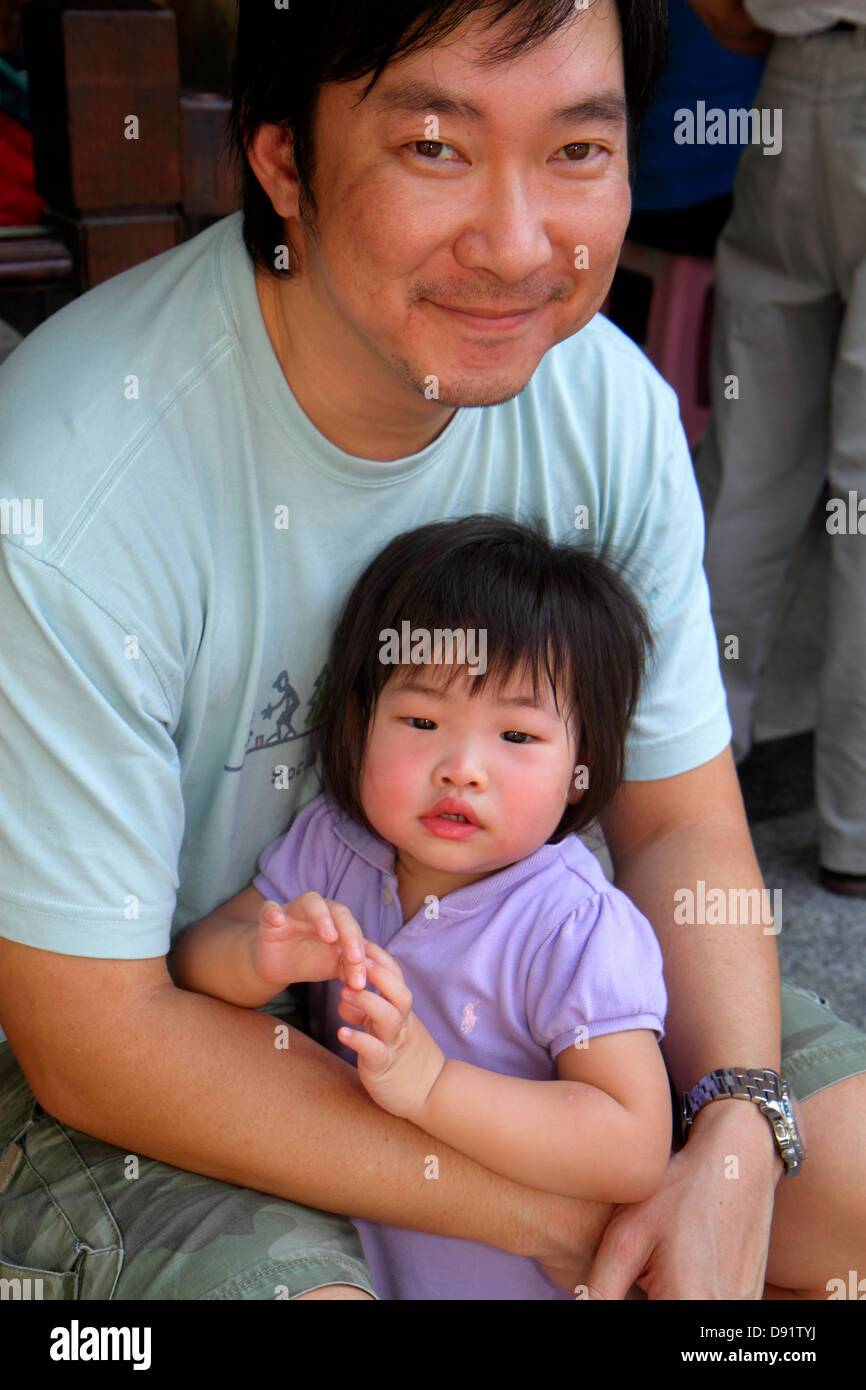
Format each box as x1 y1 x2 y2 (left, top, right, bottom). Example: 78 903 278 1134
24 2 182 288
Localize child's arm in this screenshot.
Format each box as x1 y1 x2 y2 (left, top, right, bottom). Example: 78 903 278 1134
339 942 671 1204
169 886 370 1007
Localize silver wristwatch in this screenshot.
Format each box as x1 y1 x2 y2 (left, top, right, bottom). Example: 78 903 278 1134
680 1067 807 1176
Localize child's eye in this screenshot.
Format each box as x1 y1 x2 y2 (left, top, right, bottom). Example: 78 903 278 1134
502 730 534 744
406 717 436 730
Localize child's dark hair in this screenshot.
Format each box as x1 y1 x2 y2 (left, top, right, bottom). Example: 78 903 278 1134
315 514 652 841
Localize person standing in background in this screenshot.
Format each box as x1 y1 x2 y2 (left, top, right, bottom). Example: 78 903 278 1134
607 0 765 344
693 0 866 897
630 0 766 256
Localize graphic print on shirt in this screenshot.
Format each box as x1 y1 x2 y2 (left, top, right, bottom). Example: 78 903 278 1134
224 663 328 772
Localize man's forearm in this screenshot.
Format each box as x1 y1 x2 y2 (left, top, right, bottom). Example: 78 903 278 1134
37 979 601 1258
610 822 781 1097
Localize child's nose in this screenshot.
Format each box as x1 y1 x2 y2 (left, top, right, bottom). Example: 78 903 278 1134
434 749 487 789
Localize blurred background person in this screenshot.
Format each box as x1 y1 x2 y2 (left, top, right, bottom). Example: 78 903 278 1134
607 0 766 345
695 1 866 896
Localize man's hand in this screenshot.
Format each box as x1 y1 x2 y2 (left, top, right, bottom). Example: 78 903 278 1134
686 0 773 55
253 892 370 991
585 1099 782 1299
337 940 446 1120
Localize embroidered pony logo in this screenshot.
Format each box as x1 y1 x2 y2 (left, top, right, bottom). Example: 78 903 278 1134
460 1000 480 1035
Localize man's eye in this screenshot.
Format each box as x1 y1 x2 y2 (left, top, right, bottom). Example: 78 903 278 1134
559 142 601 162
406 717 436 730
502 730 533 744
410 140 459 162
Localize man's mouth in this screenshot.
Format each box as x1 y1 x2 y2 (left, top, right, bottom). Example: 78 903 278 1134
425 301 543 330
433 304 540 318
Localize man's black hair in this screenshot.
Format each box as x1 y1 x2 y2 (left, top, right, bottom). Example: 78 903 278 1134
314 513 653 843
229 0 667 277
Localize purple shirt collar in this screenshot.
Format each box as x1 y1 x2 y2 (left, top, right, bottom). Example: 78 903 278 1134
324 794 569 916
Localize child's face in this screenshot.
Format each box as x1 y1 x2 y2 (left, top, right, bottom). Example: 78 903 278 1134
359 663 583 890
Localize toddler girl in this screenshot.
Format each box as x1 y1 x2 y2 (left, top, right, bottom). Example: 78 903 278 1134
173 514 671 1299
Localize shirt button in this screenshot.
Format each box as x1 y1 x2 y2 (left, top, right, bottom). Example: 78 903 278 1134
381 887 394 905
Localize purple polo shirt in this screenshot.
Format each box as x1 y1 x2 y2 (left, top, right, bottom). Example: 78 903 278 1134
254 792 667 1301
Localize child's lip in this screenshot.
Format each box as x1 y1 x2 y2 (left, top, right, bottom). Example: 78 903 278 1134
426 798 482 827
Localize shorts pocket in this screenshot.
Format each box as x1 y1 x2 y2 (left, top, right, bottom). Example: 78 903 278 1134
0 1111 123 1299
0 1254 77 1300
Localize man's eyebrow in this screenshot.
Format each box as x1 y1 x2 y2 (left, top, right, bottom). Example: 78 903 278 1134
551 95 628 127
374 79 485 123
373 79 627 128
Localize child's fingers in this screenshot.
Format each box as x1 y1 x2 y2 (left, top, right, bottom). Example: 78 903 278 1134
362 939 405 980
337 996 366 1025
357 955 413 1018
281 895 367 988
326 902 367 989
290 891 340 943
258 900 287 929
336 949 377 991
341 977 406 1044
336 1026 389 1068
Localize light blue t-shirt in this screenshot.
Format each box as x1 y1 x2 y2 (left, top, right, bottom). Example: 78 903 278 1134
254 791 667 1300
0 211 730 966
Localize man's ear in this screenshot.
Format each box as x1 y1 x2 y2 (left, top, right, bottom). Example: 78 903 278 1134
247 123 304 221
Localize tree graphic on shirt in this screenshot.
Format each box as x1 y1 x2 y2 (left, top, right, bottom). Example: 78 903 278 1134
305 665 329 729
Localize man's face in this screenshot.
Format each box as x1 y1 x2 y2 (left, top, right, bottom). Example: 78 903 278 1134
290 2 631 409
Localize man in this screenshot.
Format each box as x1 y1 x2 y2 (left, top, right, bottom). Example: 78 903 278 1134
692 0 866 899
0 0 864 1301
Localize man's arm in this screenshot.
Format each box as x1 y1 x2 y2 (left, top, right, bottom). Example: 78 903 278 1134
0 934 613 1267
601 745 781 1096
590 745 784 1299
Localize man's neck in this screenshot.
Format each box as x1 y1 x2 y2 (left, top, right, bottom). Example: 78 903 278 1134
255 268 457 462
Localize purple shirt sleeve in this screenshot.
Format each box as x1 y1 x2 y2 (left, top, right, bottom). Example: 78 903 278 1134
525 889 667 1059
252 792 332 904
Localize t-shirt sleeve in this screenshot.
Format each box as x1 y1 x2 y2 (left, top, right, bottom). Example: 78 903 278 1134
0 543 183 957
252 793 333 906
621 406 732 781
525 888 668 1060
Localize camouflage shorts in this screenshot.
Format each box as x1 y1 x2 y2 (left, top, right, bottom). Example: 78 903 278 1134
0 996 377 1301
1 982 864 1301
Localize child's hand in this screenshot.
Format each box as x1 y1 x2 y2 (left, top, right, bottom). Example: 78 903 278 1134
337 940 445 1122
252 893 370 991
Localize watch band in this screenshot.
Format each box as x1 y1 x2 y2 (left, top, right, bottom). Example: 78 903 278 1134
680 1067 806 1175
682 1066 783 1128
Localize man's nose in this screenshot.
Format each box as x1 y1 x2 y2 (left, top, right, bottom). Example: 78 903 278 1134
454 169 553 284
